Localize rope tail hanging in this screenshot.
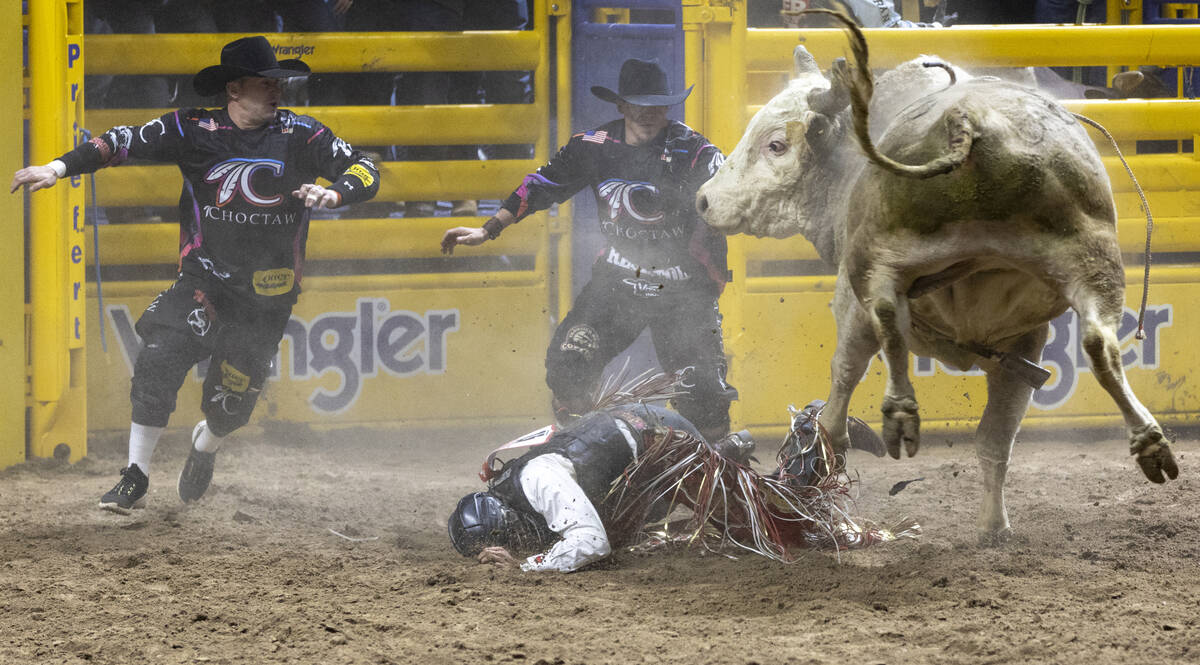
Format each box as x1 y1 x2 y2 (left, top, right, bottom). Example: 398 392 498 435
1074 113 1155 340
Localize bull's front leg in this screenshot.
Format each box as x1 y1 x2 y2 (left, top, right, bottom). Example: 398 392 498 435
866 275 919 459
819 278 880 463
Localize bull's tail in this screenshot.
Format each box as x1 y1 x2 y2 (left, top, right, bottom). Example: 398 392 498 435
801 8 975 179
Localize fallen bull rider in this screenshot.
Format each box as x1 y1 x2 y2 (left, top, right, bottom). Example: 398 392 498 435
448 397 917 572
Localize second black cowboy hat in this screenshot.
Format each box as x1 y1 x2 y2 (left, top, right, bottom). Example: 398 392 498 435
193 36 311 96
590 58 693 107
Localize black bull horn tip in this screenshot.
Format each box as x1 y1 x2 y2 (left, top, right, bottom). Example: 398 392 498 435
806 58 852 116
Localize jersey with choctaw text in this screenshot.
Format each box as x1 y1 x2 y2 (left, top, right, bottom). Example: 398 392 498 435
57 108 379 306
501 119 728 295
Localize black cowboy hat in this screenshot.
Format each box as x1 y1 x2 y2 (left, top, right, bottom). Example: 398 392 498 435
193 36 310 96
590 58 693 107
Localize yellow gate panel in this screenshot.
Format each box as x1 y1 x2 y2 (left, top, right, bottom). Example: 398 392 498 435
86 278 553 432
0 0 24 469
26 0 87 463
737 268 1200 441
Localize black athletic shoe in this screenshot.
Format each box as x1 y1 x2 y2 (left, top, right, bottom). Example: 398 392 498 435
99 464 149 514
178 421 216 503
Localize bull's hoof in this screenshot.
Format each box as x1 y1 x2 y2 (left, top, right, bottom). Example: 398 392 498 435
978 526 1013 548
1130 425 1179 483
882 396 920 459
829 435 851 474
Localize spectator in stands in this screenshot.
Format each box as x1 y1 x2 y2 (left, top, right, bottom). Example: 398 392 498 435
440 58 737 442
84 0 171 110
156 0 278 108
460 0 534 161
781 0 943 28
10 36 380 515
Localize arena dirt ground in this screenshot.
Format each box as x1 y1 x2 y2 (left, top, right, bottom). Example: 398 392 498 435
2 420 1197 665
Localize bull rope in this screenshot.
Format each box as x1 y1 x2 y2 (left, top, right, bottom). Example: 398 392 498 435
1072 113 1155 339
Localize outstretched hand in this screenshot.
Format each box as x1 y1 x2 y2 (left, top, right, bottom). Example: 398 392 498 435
477 546 518 568
440 226 487 255
292 183 341 209
11 166 59 194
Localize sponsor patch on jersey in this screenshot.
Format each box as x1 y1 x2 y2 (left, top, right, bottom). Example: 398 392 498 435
346 163 374 187
252 268 295 296
220 361 250 393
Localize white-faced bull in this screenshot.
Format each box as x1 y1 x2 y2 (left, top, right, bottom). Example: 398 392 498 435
696 11 1178 543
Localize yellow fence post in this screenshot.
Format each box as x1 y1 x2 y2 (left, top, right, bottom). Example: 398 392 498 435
1111 0 1143 24
550 0 575 320
683 0 749 431
26 0 87 462
1 0 26 469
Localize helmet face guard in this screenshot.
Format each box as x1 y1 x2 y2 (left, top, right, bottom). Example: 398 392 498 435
447 492 551 557
711 429 756 465
778 400 830 486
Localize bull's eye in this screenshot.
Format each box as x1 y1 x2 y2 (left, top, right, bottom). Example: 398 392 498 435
767 140 788 156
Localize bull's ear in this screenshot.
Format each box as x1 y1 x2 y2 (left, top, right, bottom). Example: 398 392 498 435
806 57 850 115
792 45 820 78
803 114 838 153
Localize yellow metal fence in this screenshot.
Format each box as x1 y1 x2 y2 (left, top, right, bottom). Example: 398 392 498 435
14 0 1200 467
1 0 26 468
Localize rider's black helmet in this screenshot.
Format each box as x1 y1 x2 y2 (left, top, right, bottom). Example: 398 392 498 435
447 491 552 557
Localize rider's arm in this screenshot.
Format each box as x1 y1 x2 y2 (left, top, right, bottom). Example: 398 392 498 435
517 454 611 572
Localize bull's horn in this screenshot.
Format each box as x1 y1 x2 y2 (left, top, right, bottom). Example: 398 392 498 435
806 58 850 115
793 45 820 78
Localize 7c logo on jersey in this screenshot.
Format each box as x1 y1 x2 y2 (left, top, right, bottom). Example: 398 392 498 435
205 158 285 206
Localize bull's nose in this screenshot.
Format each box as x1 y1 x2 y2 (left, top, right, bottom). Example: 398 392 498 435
696 193 709 215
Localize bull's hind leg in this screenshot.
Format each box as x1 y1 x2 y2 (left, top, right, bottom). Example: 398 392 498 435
1070 282 1179 483
819 277 881 460
975 327 1047 545
864 272 920 458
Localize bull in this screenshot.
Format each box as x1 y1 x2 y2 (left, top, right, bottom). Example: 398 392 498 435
696 12 1178 543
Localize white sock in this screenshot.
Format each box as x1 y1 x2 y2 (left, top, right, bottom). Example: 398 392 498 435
128 422 164 475
193 422 225 454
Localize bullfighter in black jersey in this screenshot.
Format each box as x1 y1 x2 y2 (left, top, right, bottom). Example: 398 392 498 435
441 58 736 441
10 36 380 514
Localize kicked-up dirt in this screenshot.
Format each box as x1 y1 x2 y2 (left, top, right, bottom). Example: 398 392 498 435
1 421 1197 664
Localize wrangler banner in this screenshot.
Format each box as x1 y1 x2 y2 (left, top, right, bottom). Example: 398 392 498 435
86 282 554 432
734 269 1200 440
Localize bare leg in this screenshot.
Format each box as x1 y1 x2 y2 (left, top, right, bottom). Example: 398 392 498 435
975 326 1047 545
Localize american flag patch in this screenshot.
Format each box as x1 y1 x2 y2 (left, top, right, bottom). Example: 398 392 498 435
198 118 218 132
582 130 608 144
